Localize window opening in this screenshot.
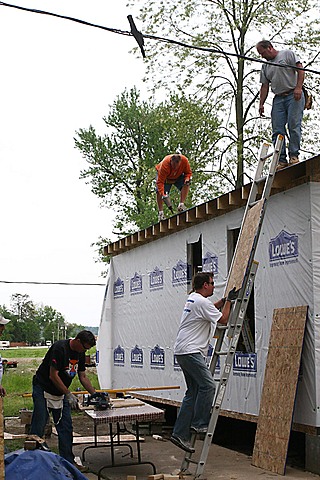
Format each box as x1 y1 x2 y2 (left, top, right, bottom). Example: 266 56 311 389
227 227 255 353
187 235 202 291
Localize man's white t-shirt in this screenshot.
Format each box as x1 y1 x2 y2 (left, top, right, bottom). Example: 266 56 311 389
174 292 222 357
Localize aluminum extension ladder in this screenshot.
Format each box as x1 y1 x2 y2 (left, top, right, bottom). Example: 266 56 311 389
180 134 284 478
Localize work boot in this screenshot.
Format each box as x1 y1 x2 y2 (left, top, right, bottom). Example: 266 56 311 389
158 211 165 221
170 434 195 453
276 162 288 171
177 203 186 212
289 156 299 165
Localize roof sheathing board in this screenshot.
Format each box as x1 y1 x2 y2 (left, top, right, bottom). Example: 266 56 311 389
104 156 319 257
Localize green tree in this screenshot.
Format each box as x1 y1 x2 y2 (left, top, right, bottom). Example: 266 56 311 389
7 294 40 344
75 87 221 236
35 305 67 343
0 296 77 345
130 0 320 187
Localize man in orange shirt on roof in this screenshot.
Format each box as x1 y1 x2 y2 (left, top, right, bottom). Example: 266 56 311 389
156 153 192 221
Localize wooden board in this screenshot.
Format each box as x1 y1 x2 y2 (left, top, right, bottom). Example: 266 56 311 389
252 306 308 474
78 398 145 411
72 434 144 444
4 432 27 440
111 398 144 408
226 199 263 292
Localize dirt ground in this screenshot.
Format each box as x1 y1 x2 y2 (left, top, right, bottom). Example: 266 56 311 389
4 414 320 480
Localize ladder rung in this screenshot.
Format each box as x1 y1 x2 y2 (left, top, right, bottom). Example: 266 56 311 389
254 176 265 185
260 152 273 161
249 200 260 207
216 324 228 330
215 351 227 355
183 457 200 466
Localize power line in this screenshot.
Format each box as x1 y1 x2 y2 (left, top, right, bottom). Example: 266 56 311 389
0 1 130 36
1 2 320 76
0 280 106 286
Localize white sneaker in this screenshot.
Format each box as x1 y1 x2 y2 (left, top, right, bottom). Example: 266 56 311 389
177 203 186 212
158 211 165 221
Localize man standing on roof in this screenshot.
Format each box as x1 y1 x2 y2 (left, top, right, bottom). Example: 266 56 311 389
256 40 305 171
170 272 239 453
30 330 97 470
156 153 192 221
0 315 10 397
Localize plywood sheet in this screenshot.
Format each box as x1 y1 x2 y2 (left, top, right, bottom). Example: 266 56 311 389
252 306 308 475
226 200 263 292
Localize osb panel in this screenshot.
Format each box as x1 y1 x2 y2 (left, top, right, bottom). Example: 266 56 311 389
226 200 263 292
252 306 308 475
0 397 4 480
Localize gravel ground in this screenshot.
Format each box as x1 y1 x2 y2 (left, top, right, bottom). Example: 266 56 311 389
4 413 320 480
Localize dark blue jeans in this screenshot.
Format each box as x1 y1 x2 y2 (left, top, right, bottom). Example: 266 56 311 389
271 92 304 163
30 381 74 463
173 353 216 441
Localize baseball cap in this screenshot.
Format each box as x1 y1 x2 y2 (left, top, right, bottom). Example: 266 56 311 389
0 315 10 325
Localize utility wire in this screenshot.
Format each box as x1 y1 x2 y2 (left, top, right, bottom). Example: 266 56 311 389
1 2 320 76
0 280 106 286
0 1 130 37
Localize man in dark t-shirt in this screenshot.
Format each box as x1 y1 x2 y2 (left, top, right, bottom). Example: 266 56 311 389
30 330 97 466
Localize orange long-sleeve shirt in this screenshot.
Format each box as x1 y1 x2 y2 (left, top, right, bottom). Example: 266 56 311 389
155 154 192 197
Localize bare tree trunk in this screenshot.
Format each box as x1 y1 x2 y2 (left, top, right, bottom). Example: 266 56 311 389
236 56 245 188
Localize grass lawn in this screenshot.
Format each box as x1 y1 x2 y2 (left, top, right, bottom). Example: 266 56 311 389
1 347 99 417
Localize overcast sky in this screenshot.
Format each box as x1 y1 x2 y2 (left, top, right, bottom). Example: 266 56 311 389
0 1 146 327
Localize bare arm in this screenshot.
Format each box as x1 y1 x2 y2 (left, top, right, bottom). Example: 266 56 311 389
218 299 232 325
78 370 96 395
294 62 305 101
259 83 269 116
214 297 225 310
49 367 69 395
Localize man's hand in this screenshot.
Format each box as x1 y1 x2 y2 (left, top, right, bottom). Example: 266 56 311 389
227 287 240 302
66 392 80 410
294 86 302 101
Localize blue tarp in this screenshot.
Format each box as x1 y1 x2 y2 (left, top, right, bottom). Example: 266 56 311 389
5 449 88 480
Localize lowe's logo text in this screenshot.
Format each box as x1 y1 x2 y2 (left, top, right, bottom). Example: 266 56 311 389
150 267 164 291
269 230 299 266
130 272 143 295
131 346 143 368
233 353 257 372
150 345 165 368
172 260 191 285
113 277 124 298
202 252 218 275
113 345 125 366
